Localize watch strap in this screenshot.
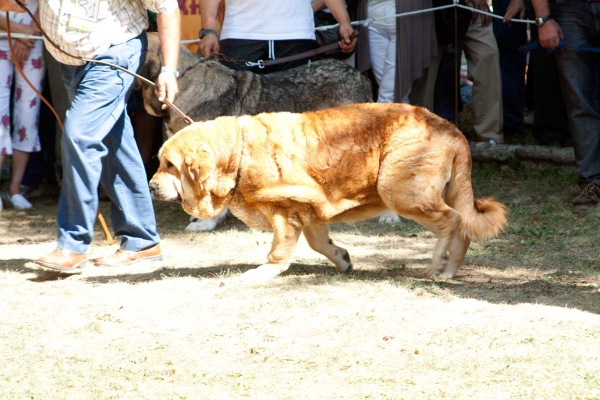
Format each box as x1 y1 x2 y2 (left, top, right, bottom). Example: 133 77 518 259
160 66 180 78
536 15 553 26
199 28 218 40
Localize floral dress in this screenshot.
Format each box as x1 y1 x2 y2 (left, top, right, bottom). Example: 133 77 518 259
0 0 45 155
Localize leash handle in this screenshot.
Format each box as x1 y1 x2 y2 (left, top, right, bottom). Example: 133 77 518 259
519 38 564 54
247 30 359 69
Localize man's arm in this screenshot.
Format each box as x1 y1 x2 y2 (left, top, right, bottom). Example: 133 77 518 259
312 0 326 13
531 0 563 49
198 0 220 57
502 0 526 26
323 0 357 53
466 0 490 26
0 0 25 13
156 8 180 110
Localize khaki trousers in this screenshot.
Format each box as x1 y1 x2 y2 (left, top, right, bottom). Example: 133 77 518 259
411 18 504 143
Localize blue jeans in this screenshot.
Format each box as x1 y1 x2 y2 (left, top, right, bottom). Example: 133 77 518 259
58 33 160 254
551 0 600 187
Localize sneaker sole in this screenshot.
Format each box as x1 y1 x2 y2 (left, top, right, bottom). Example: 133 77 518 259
93 255 164 267
35 260 88 273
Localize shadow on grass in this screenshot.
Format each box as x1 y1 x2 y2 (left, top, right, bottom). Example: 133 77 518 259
3 255 597 315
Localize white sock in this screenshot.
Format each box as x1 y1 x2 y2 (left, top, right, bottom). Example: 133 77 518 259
10 193 32 209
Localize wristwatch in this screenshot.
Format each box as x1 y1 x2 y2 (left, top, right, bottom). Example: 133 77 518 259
160 66 180 78
535 15 552 27
199 28 218 40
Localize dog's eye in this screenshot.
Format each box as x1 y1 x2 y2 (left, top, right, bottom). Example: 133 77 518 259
166 161 174 169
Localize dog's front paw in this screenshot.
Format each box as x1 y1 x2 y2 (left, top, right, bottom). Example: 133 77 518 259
438 270 457 279
185 209 229 232
378 211 401 224
185 218 218 232
425 266 456 280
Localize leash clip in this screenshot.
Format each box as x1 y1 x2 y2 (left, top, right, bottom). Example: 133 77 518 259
245 59 265 69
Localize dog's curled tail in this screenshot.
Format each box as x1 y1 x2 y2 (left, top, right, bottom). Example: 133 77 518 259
447 145 508 240
462 197 507 240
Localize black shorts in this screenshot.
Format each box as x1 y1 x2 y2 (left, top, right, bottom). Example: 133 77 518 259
219 38 316 74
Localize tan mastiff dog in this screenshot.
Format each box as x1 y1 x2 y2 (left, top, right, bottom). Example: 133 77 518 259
149 103 507 281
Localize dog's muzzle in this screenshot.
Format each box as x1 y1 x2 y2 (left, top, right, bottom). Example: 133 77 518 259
149 182 182 203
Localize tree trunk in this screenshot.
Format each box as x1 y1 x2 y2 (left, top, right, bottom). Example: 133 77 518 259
469 143 575 165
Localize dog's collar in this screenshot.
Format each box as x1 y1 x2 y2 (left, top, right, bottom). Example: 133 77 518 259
231 129 244 197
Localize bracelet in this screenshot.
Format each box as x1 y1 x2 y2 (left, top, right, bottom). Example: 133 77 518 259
199 28 218 40
160 66 180 78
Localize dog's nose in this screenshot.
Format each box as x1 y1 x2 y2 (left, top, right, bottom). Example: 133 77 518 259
149 182 157 193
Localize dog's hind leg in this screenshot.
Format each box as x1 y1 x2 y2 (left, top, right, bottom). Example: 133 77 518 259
302 224 353 273
439 234 470 279
241 207 302 282
393 202 462 279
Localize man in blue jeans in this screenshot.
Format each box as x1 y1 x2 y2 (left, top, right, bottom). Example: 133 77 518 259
35 0 181 271
531 0 600 211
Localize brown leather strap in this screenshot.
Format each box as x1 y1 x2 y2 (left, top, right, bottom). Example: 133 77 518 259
259 30 359 68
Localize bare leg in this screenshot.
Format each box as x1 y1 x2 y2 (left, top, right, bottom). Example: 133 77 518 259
8 149 29 196
302 224 353 273
0 154 4 210
241 208 302 282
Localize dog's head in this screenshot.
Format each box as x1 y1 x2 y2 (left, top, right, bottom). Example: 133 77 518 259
136 32 166 117
149 118 242 219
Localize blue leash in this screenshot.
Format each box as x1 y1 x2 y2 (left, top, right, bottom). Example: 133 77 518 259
519 38 600 54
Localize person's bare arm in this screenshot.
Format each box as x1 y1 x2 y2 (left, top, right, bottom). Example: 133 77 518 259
0 0 26 13
503 0 526 26
198 0 220 57
466 0 490 26
0 17 33 34
323 0 357 53
531 0 563 49
156 8 180 109
0 10 39 48
312 0 326 13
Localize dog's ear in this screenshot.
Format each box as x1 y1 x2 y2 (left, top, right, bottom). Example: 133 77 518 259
184 151 236 199
184 154 212 184
212 175 236 198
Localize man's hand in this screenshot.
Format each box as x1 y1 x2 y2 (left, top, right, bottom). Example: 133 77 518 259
538 19 563 50
338 23 357 53
198 33 219 57
466 0 490 26
0 0 26 13
156 71 179 110
29 21 41 36
503 0 526 26
12 39 31 64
